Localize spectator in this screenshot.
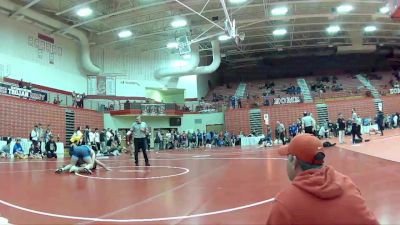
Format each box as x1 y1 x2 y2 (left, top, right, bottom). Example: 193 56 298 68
338 113 346 144
94 128 101 151
44 125 52 144
0 139 11 158
53 95 62 105
124 100 131 110
267 134 379 225
29 142 42 159
18 79 24 88
13 139 27 159
30 125 39 147
72 91 77 107
45 135 57 158
376 110 385 136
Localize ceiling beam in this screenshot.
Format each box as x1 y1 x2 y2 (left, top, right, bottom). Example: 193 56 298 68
57 0 175 33
94 19 399 47
174 0 224 30
96 0 384 36
9 0 42 17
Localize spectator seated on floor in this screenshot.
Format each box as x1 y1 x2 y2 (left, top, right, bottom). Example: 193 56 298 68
29 142 42 159
45 135 57 158
13 139 27 159
0 139 11 158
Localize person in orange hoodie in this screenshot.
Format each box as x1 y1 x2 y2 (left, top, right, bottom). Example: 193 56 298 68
266 134 380 225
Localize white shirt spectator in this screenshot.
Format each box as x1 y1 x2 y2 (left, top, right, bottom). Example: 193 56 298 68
31 129 38 141
106 131 112 141
89 131 95 144
94 132 100 143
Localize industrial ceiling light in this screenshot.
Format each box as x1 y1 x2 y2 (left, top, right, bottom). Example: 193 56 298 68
218 35 231 41
118 30 132 38
364 25 377 32
272 28 287 36
76 7 93 17
167 42 179 49
326 25 341 33
379 6 390 14
336 4 354 13
271 6 288 16
228 0 247 4
171 19 187 28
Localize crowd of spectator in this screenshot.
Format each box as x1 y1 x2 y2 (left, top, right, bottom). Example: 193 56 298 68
151 129 243 150
70 126 125 157
0 123 60 159
310 76 344 94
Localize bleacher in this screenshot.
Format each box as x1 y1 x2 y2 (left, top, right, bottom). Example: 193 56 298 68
305 74 367 101
364 71 395 96
205 83 239 102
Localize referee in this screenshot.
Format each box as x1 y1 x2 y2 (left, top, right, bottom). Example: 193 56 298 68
302 112 316 135
131 116 150 166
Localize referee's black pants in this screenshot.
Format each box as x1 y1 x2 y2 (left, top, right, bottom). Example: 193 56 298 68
304 126 313 134
134 138 149 164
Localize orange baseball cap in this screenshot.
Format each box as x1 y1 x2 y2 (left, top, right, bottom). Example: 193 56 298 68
278 134 325 165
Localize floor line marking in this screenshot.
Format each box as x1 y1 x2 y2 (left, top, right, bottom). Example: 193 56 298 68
75 166 189 180
0 158 284 223
77 160 234 224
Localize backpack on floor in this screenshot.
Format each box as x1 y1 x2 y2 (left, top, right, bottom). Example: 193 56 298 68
323 141 336 147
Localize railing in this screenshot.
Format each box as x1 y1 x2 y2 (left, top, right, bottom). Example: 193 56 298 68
0 81 225 113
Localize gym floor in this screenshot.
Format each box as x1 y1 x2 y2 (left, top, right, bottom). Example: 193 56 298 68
0 131 400 225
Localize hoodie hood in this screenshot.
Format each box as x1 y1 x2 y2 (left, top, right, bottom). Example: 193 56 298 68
292 166 344 199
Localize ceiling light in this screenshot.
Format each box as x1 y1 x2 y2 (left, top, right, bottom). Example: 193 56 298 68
171 19 187 28
326 25 340 33
76 7 93 17
183 54 191 59
228 0 247 4
118 30 132 38
271 7 288 16
167 42 179 49
218 35 231 41
336 4 354 13
364 25 377 32
273 28 287 36
379 6 390 14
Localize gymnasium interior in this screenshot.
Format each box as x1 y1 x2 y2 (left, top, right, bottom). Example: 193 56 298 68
0 0 400 224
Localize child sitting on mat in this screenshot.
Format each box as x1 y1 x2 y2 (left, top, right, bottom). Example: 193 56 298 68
13 139 27 159
28 142 42 159
0 139 11 158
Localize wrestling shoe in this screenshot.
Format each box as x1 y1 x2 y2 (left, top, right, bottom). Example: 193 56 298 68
83 168 92 175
